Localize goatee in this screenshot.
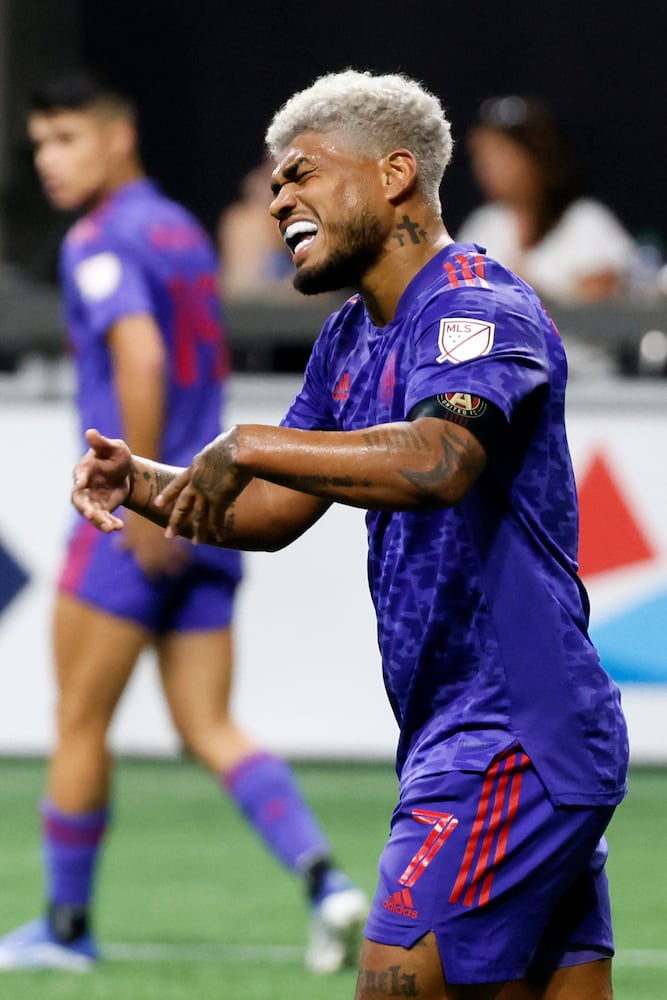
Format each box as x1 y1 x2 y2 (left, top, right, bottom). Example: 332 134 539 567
294 210 383 296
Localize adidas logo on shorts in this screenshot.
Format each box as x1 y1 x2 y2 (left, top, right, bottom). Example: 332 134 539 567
382 888 419 919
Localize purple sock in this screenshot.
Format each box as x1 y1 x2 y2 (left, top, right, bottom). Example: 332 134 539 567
41 799 109 908
223 752 330 874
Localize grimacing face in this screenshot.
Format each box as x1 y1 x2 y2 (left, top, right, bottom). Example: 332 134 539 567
269 132 388 295
28 109 118 212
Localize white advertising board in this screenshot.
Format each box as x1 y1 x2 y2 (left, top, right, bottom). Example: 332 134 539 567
0 374 664 761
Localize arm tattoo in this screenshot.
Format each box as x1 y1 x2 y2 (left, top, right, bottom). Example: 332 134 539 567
363 425 430 453
398 425 481 496
132 462 173 507
155 466 176 498
288 473 373 491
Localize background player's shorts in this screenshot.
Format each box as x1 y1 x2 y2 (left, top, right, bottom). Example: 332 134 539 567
58 518 242 634
365 742 616 985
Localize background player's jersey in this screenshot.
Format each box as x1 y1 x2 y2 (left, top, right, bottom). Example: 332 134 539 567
60 178 228 466
282 243 628 807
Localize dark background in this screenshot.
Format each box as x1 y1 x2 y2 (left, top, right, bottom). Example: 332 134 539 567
4 0 666 281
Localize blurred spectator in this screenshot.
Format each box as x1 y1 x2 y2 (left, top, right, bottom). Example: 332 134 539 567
217 158 298 301
457 95 641 303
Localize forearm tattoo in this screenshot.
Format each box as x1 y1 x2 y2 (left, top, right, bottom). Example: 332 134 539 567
363 425 430 453
125 461 177 527
287 473 373 491
130 462 173 507
399 425 480 496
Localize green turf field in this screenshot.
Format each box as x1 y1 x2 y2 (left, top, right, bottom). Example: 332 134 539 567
0 758 665 998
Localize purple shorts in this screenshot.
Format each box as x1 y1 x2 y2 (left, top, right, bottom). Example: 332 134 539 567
58 518 242 634
365 743 615 985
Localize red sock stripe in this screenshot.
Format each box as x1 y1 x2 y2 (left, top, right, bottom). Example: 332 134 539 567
449 750 527 907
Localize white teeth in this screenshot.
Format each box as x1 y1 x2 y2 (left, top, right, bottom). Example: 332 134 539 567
284 221 318 253
285 221 318 241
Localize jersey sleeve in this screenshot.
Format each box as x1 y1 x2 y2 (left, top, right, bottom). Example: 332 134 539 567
63 234 154 341
405 285 552 423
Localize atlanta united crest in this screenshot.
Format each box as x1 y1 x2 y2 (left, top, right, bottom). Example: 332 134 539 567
436 318 495 364
436 393 488 418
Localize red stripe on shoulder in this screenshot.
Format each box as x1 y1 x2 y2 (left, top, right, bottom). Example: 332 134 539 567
443 261 460 288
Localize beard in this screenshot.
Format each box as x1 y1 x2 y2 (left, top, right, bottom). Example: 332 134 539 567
293 208 384 296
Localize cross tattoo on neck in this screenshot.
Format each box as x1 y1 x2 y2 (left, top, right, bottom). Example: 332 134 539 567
393 214 426 246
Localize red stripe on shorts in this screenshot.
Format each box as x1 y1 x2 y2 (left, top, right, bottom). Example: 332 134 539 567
449 748 528 907
479 755 528 905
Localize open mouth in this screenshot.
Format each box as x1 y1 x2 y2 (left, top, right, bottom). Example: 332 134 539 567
283 221 318 257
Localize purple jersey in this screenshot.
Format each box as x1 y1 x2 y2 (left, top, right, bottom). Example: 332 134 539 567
282 243 628 807
60 178 228 464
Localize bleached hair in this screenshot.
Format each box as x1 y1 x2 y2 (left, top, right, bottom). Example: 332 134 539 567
265 69 453 211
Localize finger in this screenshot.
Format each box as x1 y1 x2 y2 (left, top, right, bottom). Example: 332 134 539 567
72 457 92 489
164 484 196 538
191 493 207 544
84 427 118 457
72 489 124 532
207 497 222 544
156 466 192 508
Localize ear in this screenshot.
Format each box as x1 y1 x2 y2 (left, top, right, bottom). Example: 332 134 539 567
379 148 419 204
106 118 137 161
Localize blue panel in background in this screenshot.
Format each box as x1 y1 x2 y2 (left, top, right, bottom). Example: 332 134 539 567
0 539 30 616
592 589 667 683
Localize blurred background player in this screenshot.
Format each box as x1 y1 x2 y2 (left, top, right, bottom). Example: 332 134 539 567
0 69 366 974
457 94 639 303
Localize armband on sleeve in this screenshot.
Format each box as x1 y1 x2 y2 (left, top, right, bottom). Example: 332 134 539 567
406 392 507 456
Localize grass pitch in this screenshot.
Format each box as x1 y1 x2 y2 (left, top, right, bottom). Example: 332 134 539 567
0 758 665 999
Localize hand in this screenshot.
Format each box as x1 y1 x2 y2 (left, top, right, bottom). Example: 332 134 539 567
118 510 190 577
71 428 133 532
156 429 252 544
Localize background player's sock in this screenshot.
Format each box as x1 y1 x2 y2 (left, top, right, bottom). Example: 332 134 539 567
41 799 109 942
303 857 356 904
222 752 333 878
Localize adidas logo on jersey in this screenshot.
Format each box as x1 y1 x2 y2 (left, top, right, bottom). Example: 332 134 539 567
332 371 350 401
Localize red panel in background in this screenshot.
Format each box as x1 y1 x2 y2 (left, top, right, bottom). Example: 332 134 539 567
577 450 656 578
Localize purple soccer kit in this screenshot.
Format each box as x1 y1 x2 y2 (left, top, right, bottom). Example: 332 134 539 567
282 243 629 982
58 178 241 626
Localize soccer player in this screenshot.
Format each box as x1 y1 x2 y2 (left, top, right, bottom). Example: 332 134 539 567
0 70 367 974
70 69 629 998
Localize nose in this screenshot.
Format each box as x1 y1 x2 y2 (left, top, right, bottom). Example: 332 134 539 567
35 143 56 175
269 184 297 220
